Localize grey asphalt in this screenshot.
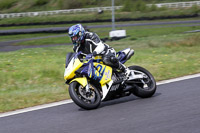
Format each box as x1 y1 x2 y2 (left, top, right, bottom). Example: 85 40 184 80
0 34 70 52
0 27 66 34
1 19 200 52
0 34 67 46
87 19 200 28
0 43 71 52
1 19 200 34
0 77 200 133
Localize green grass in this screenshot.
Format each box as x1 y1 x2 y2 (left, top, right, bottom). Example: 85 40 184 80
0 6 199 25
0 47 71 112
0 33 64 42
0 0 197 13
0 26 200 113
12 25 200 46
0 17 196 30
111 33 200 80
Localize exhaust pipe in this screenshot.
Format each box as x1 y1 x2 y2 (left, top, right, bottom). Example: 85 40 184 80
123 85 135 92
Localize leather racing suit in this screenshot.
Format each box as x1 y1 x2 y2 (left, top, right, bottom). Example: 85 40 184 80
73 31 125 71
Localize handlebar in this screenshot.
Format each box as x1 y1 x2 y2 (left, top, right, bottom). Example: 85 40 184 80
80 54 94 62
78 52 102 62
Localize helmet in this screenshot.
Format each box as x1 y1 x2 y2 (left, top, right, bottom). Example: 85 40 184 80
68 24 85 45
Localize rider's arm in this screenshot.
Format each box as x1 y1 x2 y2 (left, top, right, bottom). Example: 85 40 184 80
85 32 105 56
73 45 80 53
85 39 105 56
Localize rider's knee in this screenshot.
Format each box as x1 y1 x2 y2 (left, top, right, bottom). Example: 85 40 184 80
103 55 119 68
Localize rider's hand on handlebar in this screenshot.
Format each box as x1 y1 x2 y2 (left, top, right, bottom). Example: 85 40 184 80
84 51 97 60
85 54 93 60
92 51 97 57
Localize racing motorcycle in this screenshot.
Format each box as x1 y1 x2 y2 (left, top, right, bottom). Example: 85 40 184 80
64 48 156 110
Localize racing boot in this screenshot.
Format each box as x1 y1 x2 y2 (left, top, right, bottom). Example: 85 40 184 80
118 63 131 80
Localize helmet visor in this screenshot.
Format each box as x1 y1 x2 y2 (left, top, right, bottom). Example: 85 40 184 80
71 34 80 45
72 36 78 41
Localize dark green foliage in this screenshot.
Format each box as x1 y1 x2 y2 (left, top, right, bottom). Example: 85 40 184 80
122 0 134 12
133 0 147 12
190 4 200 14
149 4 158 11
122 0 170 12
0 0 16 10
122 0 148 12
34 0 49 6
58 0 83 9
0 0 199 13
58 0 101 9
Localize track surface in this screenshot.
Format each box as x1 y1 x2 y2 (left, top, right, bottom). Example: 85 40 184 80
0 77 200 133
1 19 200 52
1 19 200 33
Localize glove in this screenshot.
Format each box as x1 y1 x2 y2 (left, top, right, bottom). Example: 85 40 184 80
85 54 93 60
92 51 97 57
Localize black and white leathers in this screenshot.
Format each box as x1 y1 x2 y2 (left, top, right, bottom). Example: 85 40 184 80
73 31 125 71
73 32 114 55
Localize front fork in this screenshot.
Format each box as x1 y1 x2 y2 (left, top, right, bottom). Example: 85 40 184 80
85 80 90 93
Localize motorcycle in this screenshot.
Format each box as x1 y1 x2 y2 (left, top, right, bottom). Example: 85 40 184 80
64 48 156 110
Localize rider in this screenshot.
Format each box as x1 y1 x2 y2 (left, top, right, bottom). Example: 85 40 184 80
68 24 129 77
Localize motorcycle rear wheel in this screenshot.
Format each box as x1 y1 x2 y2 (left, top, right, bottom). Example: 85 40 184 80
128 65 157 98
69 81 101 110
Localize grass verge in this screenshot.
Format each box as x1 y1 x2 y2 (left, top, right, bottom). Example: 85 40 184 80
0 6 200 25
12 24 200 45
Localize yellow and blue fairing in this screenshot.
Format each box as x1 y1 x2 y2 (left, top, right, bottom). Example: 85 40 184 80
64 52 112 85
79 58 112 86
64 52 83 81
64 52 113 100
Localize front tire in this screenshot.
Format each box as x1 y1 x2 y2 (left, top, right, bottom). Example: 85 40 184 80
69 81 101 110
128 65 157 98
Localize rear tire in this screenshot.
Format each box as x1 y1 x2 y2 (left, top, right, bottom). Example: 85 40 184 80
69 81 101 110
128 66 157 98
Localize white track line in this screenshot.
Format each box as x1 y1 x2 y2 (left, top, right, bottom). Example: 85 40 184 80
0 73 200 118
0 100 73 118
156 73 200 85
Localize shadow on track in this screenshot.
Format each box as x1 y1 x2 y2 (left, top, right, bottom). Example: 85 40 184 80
78 92 161 111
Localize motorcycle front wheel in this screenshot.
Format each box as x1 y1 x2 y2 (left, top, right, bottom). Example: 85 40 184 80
69 81 101 110
128 65 157 98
